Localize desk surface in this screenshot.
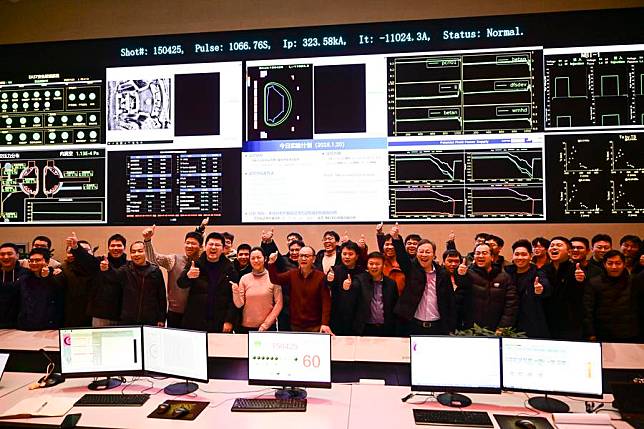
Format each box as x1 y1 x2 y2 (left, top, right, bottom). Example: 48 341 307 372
0 373 634 429
1 330 642 368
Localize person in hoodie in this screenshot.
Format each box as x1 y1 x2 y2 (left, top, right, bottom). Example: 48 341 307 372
0 242 29 328
462 243 518 333
505 239 550 338
231 247 282 333
542 236 587 340
584 250 641 343
16 248 64 331
103 241 166 327
73 233 128 327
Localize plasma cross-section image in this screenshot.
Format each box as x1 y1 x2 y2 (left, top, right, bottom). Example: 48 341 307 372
107 79 171 131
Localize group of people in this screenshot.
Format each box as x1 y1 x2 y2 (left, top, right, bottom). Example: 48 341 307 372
0 221 643 343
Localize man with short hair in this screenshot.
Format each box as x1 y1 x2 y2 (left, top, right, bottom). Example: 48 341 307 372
486 235 509 269
325 241 364 335
404 233 422 259
223 232 237 262
352 251 399 336
620 235 642 273
314 231 341 273
60 234 94 327
462 243 518 333
570 236 602 279
465 232 489 264
178 232 239 332
543 236 587 340
442 249 468 330
268 246 332 333
531 237 550 269
505 239 550 338
234 244 252 278
589 234 612 269
584 250 641 342
20 235 61 269
268 239 304 331
0 242 28 328
16 248 64 331
142 225 203 328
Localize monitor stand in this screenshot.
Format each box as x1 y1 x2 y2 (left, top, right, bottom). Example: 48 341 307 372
275 387 307 400
88 377 123 391
164 379 199 395
437 392 472 408
528 395 570 413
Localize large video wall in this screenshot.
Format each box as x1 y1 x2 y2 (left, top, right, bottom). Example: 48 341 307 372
0 8 642 225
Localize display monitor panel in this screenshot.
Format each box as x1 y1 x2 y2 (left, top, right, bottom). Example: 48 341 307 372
59 326 143 377
410 336 501 393
248 331 332 389
502 338 603 398
142 326 208 383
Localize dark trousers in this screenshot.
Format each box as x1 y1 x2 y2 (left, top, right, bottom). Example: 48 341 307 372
362 323 387 337
166 311 183 328
399 318 445 336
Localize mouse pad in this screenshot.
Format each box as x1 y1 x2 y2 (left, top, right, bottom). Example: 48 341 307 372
147 400 209 421
494 414 555 429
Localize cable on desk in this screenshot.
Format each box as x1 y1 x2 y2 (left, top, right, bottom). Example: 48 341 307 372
206 388 273 409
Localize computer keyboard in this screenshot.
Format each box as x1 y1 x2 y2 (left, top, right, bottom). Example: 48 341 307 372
413 409 493 427
74 393 150 407
231 398 307 412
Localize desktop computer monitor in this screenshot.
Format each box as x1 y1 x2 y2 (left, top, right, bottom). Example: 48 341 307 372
142 326 209 395
502 338 603 413
410 336 502 407
248 331 331 399
59 326 143 390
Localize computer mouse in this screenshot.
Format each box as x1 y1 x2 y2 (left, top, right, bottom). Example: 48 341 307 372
172 406 190 418
156 403 170 414
515 419 537 429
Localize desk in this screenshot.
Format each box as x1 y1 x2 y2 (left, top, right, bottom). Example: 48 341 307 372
0 373 351 429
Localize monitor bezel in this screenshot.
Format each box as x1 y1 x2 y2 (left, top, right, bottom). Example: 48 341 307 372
247 331 332 390
501 337 603 399
141 326 210 383
409 335 502 394
58 326 144 378
0 352 9 381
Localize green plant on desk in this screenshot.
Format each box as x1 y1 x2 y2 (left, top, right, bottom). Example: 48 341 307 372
452 324 527 338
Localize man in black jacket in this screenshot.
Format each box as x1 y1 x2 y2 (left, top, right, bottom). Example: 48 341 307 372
314 230 342 274
542 236 587 340
0 243 28 328
352 252 399 336
584 250 641 342
326 241 365 335
60 238 94 327
391 225 456 336
178 232 239 332
72 233 127 327
463 243 518 333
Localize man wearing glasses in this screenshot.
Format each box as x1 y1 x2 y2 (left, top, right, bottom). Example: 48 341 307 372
268 246 332 334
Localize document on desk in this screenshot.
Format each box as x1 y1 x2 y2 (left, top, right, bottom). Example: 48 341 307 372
0 395 77 419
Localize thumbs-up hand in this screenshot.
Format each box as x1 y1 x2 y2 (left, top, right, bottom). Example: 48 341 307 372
326 268 335 282
41 265 50 277
100 256 109 272
342 274 352 291
142 224 156 240
534 276 544 295
448 230 456 242
268 252 278 265
358 234 366 249
457 257 468 276
574 262 585 282
200 217 209 228
391 222 400 239
376 222 384 234
188 260 200 279
66 231 78 249
341 230 349 244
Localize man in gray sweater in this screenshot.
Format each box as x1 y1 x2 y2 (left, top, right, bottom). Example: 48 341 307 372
142 225 203 328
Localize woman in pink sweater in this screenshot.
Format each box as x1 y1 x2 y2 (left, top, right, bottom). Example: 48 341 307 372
232 247 283 332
